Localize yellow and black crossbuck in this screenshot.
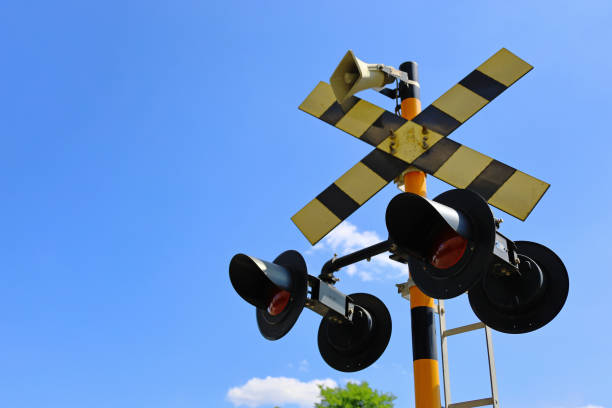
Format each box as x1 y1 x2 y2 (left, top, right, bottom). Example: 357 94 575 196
292 48 549 245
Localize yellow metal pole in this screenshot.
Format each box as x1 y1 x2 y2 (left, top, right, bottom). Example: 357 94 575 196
398 61 441 408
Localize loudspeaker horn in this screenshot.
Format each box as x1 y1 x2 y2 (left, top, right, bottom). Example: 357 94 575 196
329 50 394 102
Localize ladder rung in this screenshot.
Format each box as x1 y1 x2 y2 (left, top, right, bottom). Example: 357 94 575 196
448 397 494 408
443 322 485 337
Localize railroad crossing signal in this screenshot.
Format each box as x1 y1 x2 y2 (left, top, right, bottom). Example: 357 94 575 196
229 250 392 372
228 48 569 376
292 48 549 245
386 188 568 334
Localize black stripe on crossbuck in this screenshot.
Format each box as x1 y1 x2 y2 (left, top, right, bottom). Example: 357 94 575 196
361 149 409 182
316 183 360 221
412 138 462 174
412 105 462 136
467 160 516 200
319 96 360 126
459 70 507 101
360 111 407 147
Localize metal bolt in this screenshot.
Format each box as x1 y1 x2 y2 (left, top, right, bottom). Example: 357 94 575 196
421 134 429 150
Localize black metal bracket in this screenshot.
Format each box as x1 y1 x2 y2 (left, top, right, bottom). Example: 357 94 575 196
305 275 355 324
319 239 395 284
378 87 398 99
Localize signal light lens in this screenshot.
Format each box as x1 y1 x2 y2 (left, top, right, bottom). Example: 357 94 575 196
430 229 468 269
267 289 291 316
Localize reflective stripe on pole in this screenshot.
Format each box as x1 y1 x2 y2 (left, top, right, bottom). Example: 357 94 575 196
399 61 442 408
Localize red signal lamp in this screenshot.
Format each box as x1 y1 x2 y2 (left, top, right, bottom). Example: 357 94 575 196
429 228 468 269
229 250 308 340
386 188 494 299
267 289 291 316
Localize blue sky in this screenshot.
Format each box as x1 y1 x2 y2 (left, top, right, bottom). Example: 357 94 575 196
1 1 611 407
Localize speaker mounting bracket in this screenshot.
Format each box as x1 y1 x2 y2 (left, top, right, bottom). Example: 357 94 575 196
378 65 420 89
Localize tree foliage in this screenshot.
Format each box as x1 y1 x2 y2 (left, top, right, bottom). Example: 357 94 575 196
315 381 396 408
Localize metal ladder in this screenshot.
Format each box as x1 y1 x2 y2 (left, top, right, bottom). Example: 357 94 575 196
436 299 500 408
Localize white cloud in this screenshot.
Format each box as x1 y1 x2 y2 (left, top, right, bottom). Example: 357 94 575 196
325 222 380 251
314 221 408 281
227 376 337 408
298 359 309 372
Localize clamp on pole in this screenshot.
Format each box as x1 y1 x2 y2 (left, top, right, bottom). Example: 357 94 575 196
378 65 420 89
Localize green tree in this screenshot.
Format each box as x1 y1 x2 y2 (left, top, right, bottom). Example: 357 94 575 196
315 381 396 408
